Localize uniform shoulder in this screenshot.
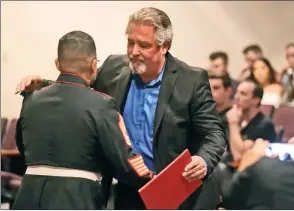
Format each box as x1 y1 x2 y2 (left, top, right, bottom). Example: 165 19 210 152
88 88 112 101
88 88 119 112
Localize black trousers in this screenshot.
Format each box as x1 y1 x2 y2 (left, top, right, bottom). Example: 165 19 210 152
114 182 146 210
12 175 103 210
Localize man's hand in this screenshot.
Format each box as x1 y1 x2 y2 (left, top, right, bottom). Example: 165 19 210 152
226 105 243 125
15 75 44 94
182 156 207 182
237 138 268 172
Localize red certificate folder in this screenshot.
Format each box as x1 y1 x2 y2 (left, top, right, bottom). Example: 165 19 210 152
138 149 203 209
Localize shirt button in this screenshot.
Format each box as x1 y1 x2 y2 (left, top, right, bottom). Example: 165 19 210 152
138 122 142 126
140 104 144 107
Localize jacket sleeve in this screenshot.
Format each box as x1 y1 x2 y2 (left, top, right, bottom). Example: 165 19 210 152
190 70 227 176
95 97 153 187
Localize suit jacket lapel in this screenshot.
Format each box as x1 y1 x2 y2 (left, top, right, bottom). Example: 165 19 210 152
154 53 178 137
114 66 131 110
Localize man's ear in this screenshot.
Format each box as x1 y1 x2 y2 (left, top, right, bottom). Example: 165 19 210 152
55 58 61 71
91 58 97 73
161 41 170 55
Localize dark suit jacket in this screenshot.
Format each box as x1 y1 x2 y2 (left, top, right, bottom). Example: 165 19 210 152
92 52 227 208
221 157 294 209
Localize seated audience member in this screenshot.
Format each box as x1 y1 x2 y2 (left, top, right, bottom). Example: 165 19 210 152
209 51 229 75
239 44 263 81
208 72 232 139
280 43 294 103
218 139 294 210
250 58 284 108
226 79 277 160
209 51 238 97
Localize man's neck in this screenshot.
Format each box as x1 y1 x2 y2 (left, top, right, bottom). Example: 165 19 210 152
242 107 259 123
217 101 232 113
60 70 91 86
140 57 166 83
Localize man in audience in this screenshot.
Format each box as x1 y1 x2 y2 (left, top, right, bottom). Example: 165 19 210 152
219 138 294 209
209 51 238 97
226 79 277 160
208 72 232 139
280 43 294 103
239 44 263 81
15 7 226 210
12 31 153 210
209 51 229 75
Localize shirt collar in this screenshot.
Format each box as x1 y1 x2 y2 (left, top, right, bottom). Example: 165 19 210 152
132 57 167 87
56 72 90 87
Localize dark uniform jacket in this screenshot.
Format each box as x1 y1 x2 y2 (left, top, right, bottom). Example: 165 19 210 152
92 52 227 209
12 73 152 210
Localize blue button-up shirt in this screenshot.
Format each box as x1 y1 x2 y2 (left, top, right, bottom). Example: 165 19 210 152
122 61 208 176
122 65 165 172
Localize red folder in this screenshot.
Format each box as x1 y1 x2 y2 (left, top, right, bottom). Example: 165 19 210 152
138 149 203 209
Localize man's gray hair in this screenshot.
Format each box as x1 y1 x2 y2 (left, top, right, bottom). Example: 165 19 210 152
125 7 173 49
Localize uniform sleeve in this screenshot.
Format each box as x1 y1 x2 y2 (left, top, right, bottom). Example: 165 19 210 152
190 70 227 176
15 95 31 159
15 117 24 157
95 98 153 187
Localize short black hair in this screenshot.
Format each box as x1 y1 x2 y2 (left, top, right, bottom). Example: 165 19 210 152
243 78 264 104
58 30 96 70
242 44 263 55
209 51 229 66
208 72 232 88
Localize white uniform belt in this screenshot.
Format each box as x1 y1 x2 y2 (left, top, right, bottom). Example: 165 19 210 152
25 165 101 182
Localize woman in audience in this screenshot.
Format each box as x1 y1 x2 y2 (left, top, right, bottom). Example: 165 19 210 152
250 58 284 108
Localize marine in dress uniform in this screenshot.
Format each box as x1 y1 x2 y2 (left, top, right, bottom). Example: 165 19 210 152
12 31 153 210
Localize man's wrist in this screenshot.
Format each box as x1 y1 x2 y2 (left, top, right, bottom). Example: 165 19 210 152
228 120 239 125
198 156 208 176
